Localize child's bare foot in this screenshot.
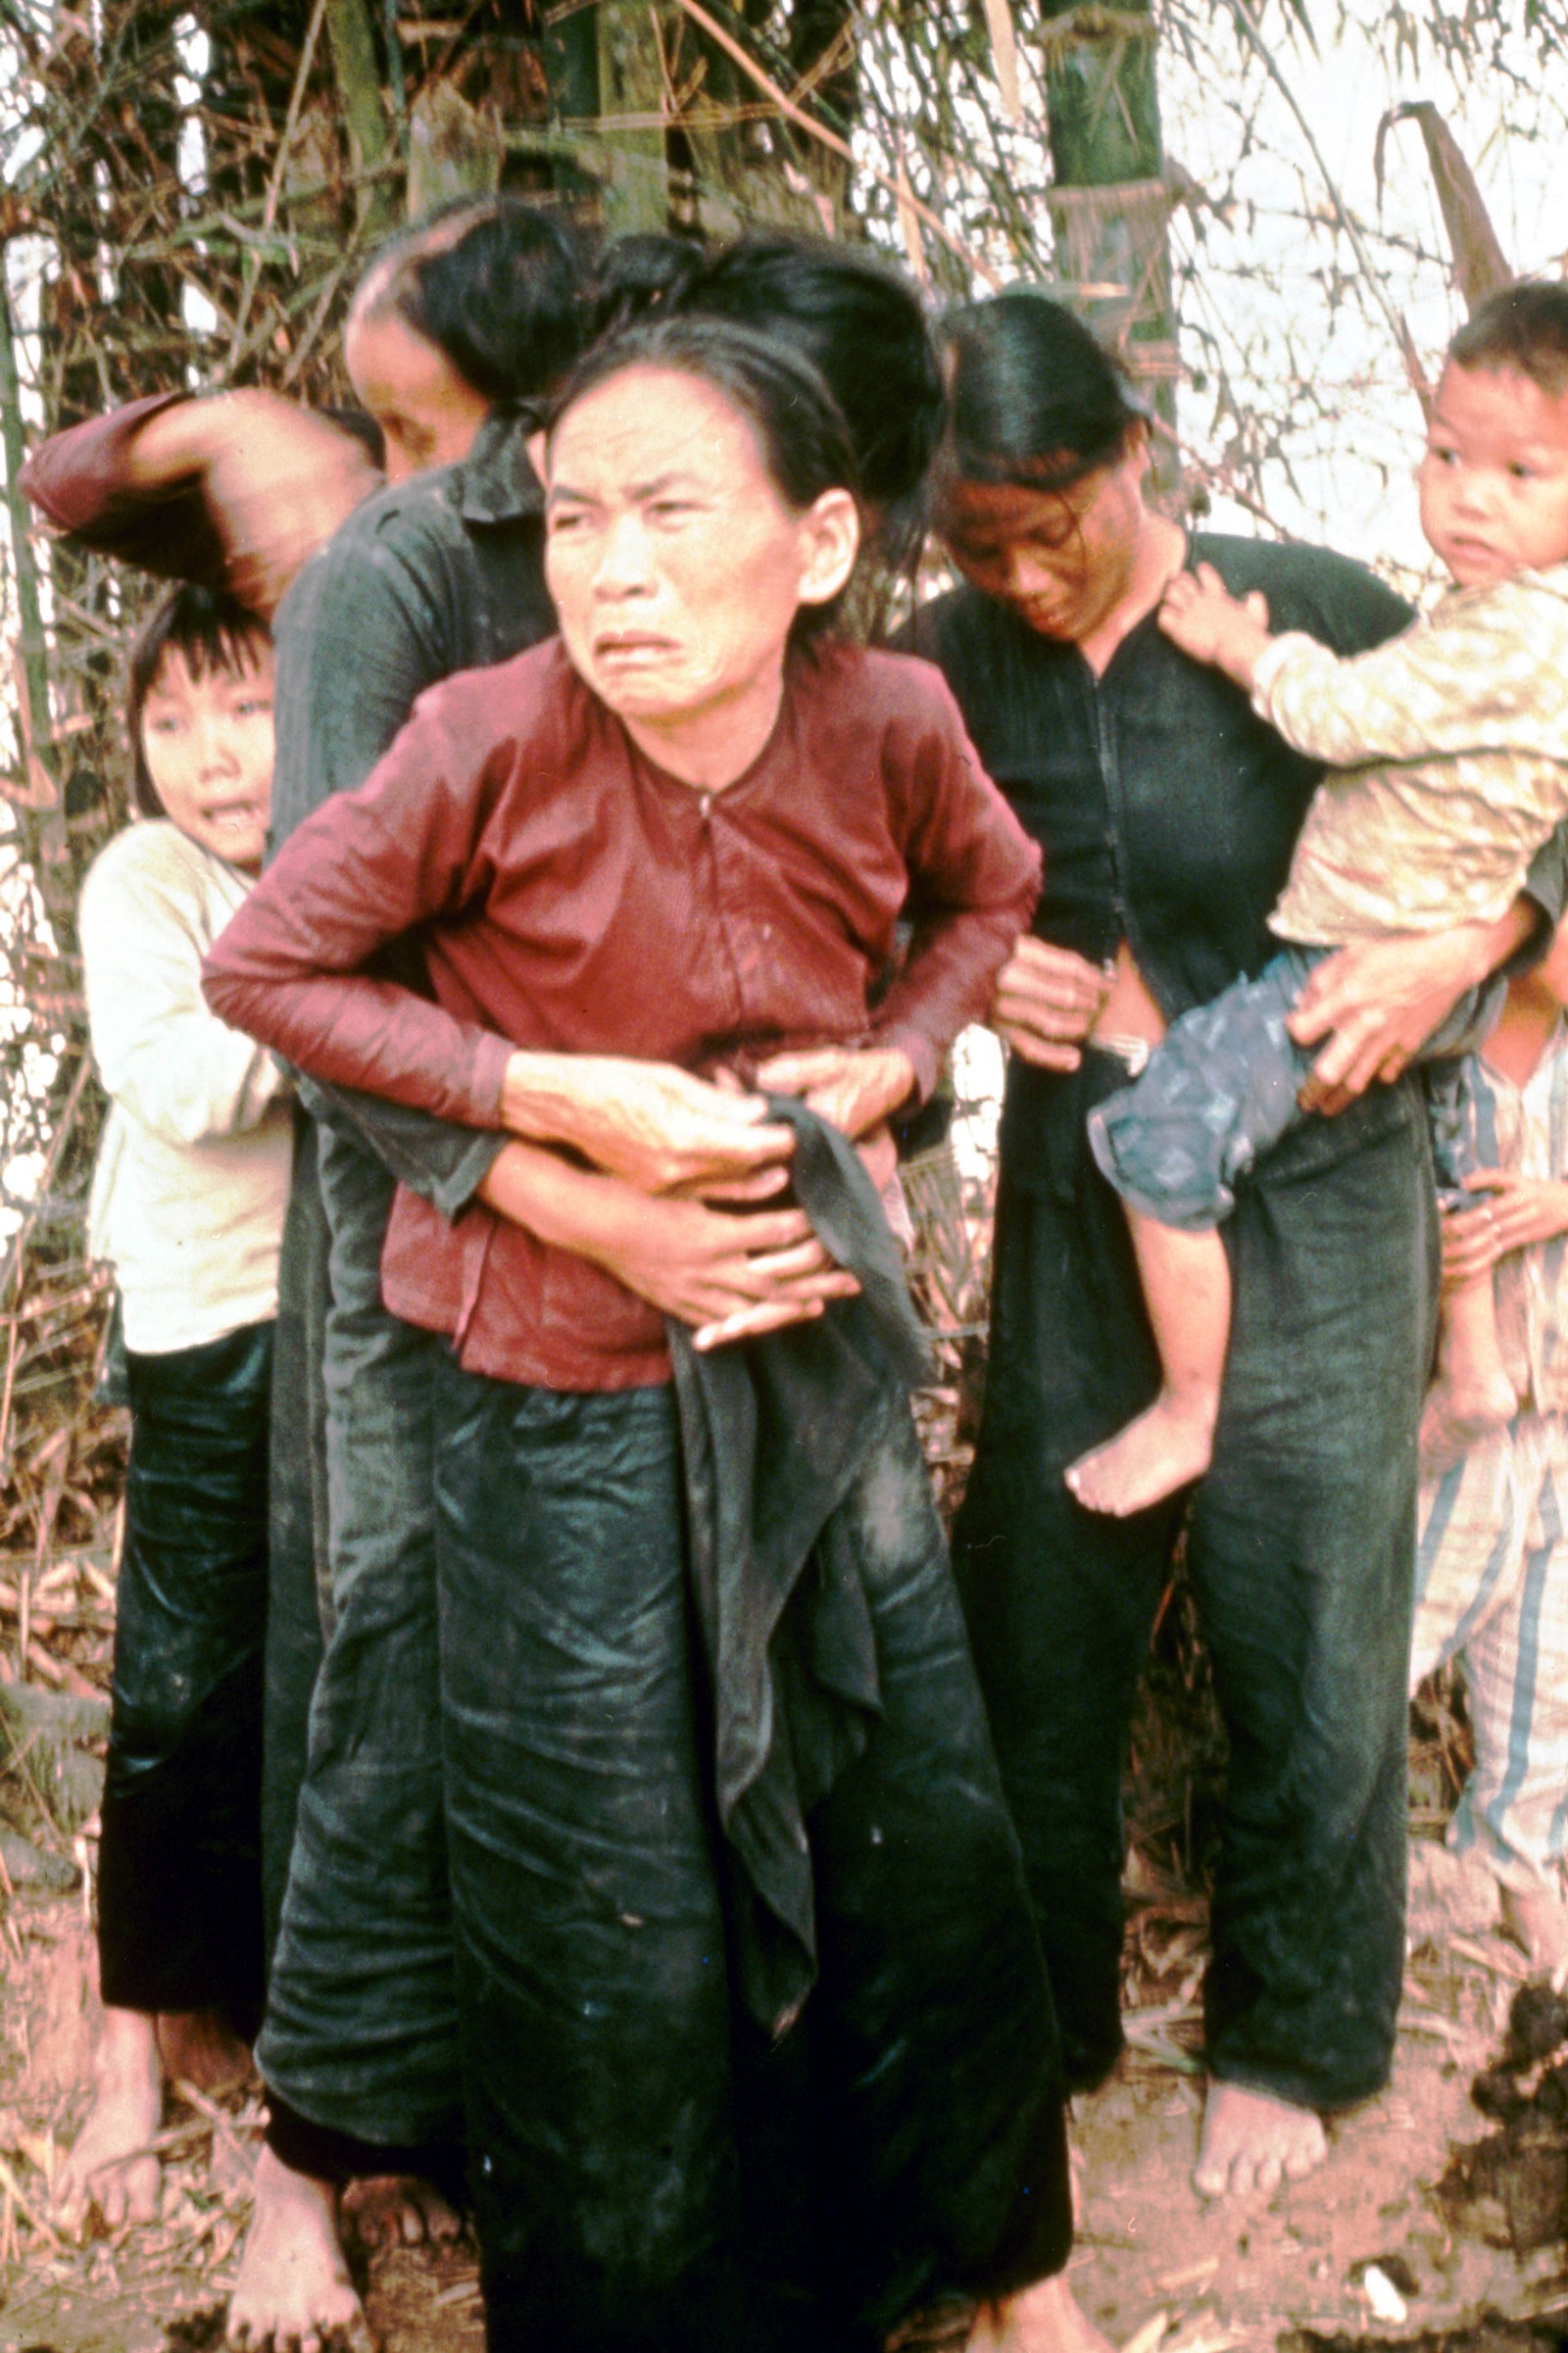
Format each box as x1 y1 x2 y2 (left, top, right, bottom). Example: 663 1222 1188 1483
1419 1373 1516 1467
965 2274 1113 2351
340 2174 463 2253
57 2006 164 2232
1501 1880 1568 1983
1065 1394 1214 1517
1193 2079 1326 2197
158 2009 253 2096
227 2145 375 2352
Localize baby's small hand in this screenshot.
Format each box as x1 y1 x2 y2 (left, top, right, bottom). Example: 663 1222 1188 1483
1158 563 1272 688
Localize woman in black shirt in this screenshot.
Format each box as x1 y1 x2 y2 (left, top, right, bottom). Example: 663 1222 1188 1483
910 290 1551 2199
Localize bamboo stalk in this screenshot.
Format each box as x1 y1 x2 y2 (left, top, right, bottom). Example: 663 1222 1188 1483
0 270 52 799
0 1321 18 1476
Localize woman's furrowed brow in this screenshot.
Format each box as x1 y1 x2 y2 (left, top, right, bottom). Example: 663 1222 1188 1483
549 468 709 510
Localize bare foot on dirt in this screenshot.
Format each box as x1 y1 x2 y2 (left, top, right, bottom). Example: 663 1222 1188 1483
1501 1881 1568 1983
1193 2079 1326 2197
1419 1375 1516 1470
340 2173 463 2253
227 2145 374 2353
1065 1395 1214 1518
966 2273 1114 2351
57 2005 163 2232
158 2009 253 2096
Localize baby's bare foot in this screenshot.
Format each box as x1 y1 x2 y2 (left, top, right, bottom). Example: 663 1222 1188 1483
1193 2079 1326 2198
57 2006 163 2232
227 2145 374 2353
1501 1881 1568 1983
340 2174 463 2253
1065 1396 1214 1517
965 2274 1113 2352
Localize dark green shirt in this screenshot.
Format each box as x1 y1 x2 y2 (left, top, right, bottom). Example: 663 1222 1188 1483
270 411 556 1214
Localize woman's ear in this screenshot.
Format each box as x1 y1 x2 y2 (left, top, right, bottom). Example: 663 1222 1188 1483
797 487 860 610
526 426 549 486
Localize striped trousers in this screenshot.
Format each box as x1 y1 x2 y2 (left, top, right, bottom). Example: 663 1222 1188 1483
1414 1410 1568 1894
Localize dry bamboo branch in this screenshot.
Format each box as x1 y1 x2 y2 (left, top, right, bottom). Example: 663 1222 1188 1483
665 0 1004 289
226 0 332 368
1221 0 1418 390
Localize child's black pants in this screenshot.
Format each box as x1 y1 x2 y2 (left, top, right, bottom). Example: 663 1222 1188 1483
97 1319 271 2036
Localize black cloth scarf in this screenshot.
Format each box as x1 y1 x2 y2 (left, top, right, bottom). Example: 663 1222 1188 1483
668 1098 933 2034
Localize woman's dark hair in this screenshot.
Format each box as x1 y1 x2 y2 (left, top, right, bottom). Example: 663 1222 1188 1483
546 313 861 642
126 584 271 819
356 197 585 409
670 234 943 542
938 288 1146 496
1449 279 1568 402
582 232 704 342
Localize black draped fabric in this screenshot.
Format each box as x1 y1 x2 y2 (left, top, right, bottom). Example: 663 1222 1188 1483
667 1104 1071 2341
668 1101 930 2031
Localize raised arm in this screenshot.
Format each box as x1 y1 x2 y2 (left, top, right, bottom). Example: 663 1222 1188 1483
1252 587 1568 768
22 390 378 617
1160 560 1568 768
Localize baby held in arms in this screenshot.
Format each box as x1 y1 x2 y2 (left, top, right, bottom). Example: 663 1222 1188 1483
1069 279 1568 1518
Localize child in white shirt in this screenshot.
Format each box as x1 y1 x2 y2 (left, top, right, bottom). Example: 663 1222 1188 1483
62 584 291 2230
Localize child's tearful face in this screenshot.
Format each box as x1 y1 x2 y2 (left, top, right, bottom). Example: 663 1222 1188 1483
140 643 275 873
1419 361 1568 589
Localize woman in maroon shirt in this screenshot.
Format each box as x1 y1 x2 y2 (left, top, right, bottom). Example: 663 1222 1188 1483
206 318 1107 2353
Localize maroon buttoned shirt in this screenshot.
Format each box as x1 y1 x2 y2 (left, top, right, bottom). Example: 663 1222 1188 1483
204 635 1040 1390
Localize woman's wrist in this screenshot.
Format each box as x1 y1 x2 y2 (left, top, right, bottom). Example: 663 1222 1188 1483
478 1135 626 1255
499 1051 597 1148
858 1042 920 1125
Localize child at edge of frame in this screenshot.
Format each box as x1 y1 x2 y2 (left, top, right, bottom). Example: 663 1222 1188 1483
60 582 291 2231
1066 279 1568 1523
1412 911 1568 1983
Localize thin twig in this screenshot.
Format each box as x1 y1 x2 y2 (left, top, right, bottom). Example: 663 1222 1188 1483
226 0 332 371
1221 0 1420 391
0 2152 65 2251
665 0 1004 290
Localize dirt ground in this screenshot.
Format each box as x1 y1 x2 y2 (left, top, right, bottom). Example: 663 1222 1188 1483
0 1841 1563 2353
